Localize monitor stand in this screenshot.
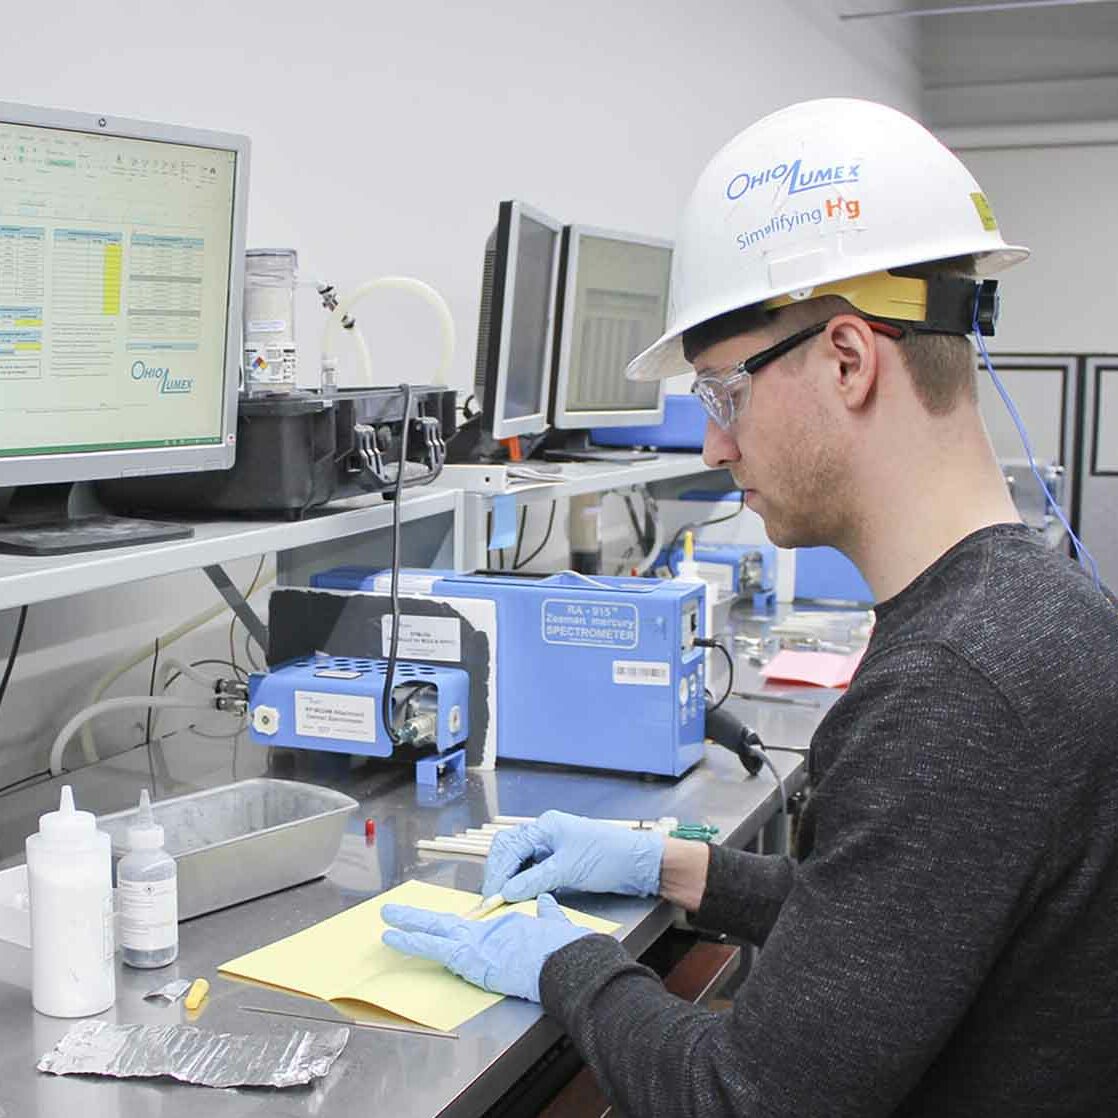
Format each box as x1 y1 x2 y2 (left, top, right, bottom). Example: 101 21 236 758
0 483 194 556
538 430 659 465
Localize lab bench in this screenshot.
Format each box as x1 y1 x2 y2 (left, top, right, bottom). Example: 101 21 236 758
0 728 804 1118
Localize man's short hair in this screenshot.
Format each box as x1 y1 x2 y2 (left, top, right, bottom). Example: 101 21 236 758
681 259 979 415
772 295 977 415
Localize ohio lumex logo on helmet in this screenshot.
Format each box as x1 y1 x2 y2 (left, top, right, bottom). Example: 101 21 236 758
726 159 861 201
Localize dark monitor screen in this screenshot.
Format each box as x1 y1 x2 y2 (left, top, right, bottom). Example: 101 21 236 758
503 213 558 422
473 200 561 440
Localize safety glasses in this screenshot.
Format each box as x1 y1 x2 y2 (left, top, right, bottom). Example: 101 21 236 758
691 318 904 430
691 322 827 430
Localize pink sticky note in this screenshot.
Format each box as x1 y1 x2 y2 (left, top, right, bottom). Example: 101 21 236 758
759 649 865 689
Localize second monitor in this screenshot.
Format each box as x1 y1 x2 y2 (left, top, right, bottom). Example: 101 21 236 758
549 225 671 435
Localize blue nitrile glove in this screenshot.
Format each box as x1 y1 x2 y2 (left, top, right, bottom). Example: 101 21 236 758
381 894 592 1003
481 809 664 903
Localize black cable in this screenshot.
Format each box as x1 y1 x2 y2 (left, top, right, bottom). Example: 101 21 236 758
144 636 160 794
668 490 747 560
514 501 557 570
696 638 734 711
622 494 644 544
512 505 529 569
0 605 28 715
228 555 266 683
382 383 413 747
244 628 261 672
0 767 50 799
162 658 244 691
144 637 160 744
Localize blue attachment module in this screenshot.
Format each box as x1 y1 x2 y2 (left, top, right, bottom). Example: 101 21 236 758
310 568 708 778
248 654 469 758
658 543 775 595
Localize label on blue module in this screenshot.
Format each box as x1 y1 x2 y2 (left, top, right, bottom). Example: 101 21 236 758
541 599 638 649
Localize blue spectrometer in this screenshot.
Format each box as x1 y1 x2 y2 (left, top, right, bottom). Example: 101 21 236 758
247 654 470 782
310 569 709 778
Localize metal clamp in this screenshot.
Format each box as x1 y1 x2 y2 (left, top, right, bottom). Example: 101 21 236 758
353 423 389 484
415 415 446 475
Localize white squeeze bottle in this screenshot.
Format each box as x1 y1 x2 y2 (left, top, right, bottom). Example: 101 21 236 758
25 785 115 1016
117 789 178 969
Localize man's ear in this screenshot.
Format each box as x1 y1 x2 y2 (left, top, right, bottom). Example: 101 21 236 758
823 315 879 411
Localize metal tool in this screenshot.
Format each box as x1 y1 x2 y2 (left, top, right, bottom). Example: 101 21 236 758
240 1004 459 1040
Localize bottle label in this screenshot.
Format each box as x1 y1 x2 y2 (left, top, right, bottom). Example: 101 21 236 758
118 877 178 951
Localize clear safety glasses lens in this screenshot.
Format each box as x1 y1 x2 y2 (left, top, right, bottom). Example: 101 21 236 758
693 370 750 431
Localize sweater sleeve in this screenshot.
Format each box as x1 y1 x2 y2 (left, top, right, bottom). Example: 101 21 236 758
692 845 796 946
540 643 1055 1118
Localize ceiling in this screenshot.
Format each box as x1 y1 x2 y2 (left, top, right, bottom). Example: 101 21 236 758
839 0 1118 127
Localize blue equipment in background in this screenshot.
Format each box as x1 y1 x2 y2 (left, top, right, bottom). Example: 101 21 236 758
656 542 776 611
311 568 708 778
248 654 470 783
793 547 873 604
590 394 706 450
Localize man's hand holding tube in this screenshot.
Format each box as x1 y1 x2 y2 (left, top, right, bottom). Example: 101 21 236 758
482 810 665 901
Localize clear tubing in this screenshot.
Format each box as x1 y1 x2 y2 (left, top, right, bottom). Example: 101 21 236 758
321 276 455 387
50 696 215 776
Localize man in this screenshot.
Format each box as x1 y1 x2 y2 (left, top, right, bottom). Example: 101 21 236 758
383 100 1118 1115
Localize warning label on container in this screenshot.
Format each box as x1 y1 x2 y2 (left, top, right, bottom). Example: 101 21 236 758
294 690 376 743
541 599 638 649
381 615 462 662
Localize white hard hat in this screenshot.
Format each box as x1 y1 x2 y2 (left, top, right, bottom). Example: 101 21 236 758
626 98 1029 381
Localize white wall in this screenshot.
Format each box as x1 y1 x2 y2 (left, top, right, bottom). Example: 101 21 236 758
947 139 1118 354
0 0 922 794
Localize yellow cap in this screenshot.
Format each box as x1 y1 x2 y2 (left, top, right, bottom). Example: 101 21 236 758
683 530 695 562
184 977 209 1011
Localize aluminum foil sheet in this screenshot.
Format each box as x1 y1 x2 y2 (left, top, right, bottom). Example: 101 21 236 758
143 979 192 1005
37 1019 349 1088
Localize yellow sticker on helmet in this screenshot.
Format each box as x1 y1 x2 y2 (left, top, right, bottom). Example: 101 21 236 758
970 192 998 232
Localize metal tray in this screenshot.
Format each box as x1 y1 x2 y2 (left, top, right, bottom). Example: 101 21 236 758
97 778 357 920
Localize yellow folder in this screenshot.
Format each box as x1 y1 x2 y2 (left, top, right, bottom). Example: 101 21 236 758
219 879 619 1032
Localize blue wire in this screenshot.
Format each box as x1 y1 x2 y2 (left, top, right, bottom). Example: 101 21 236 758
972 303 1101 591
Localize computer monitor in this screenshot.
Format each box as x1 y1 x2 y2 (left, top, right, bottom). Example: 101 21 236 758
0 101 249 553
472 200 562 441
549 225 671 430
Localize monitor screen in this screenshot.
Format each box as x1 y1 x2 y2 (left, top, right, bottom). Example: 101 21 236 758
551 228 670 429
502 212 558 423
473 200 561 441
0 104 246 485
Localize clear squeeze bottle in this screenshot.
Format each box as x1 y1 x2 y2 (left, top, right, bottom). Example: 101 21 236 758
117 789 178 968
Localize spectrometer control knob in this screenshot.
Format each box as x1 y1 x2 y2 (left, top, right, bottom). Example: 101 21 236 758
252 705 280 735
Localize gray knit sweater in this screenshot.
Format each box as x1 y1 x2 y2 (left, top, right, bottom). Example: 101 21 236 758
540 524 1118 1117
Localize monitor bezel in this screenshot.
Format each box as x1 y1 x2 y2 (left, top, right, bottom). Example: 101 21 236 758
483 200 563 441
549 224 671 430
0 100 250 487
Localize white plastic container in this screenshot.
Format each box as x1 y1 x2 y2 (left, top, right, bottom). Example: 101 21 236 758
117 789 178 969
25 786 115 1017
